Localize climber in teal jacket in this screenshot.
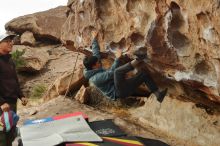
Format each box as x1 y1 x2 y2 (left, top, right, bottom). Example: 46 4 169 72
83 31 167 102
83 33 121 100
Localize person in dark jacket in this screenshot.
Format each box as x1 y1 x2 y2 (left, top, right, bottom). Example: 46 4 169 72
0 34 28 146
83 31 167 102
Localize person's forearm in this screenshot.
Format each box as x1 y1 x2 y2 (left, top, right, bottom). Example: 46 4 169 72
92 39 101 59
110 58 120 71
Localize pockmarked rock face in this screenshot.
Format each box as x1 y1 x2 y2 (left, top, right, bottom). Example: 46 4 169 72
6 1 220 104
149 0 220 102
62 0 220 104
62 0 157 50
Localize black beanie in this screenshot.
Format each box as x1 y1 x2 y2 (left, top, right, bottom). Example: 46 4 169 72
83 56 98 70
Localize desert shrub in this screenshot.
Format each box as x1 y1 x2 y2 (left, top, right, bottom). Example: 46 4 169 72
30 84 47 99
11 50 26 68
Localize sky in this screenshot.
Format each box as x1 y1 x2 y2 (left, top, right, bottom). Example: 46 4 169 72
0 0 67 34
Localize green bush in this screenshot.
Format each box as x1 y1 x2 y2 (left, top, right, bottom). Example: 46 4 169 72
11 50 26 68
30 84 47 99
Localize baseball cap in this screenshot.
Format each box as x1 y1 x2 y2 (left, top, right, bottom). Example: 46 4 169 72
0 34 16 42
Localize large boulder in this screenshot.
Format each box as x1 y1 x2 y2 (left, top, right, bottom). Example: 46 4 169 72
6 0 219 106
60 0 220 105
20 31 36 46
7 1 219 145
147 0 220 104
44 67 86 100
74 85 89 104
20 46 85 98
5 0 219 107
5 6 69 42
129 95 220 146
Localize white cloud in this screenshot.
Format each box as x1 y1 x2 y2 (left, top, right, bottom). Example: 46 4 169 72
0 0 67 34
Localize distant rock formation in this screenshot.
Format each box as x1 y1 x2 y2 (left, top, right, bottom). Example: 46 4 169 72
6 6 69 42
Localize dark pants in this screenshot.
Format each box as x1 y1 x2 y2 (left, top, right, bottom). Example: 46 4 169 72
0 103 17 146
114 63 158 98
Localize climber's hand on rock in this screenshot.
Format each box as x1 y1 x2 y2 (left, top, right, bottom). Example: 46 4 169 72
92 30 98 39
115 49 123 59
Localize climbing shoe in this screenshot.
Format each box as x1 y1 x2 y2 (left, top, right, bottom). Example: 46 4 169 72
155 88 168 103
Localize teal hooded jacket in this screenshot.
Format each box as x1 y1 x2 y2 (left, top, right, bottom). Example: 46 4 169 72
83 39 120 100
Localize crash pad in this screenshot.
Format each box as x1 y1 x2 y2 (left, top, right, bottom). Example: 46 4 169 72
20 115 102 146
88 119 126 137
